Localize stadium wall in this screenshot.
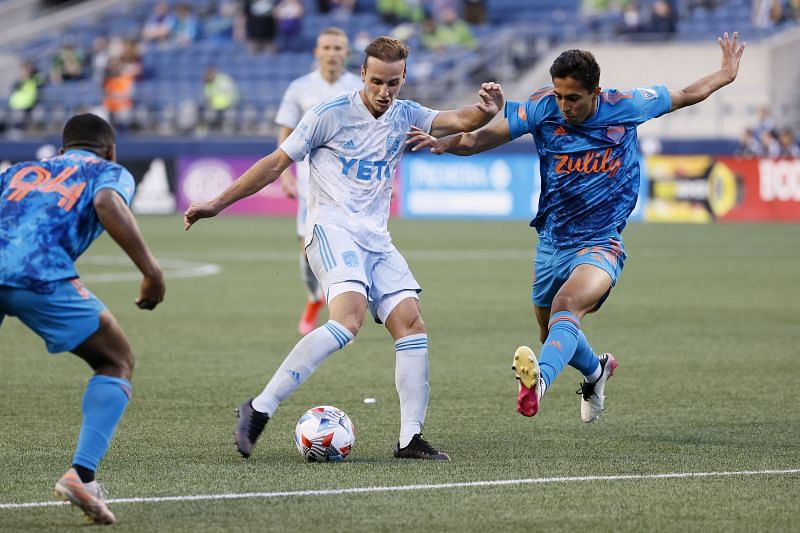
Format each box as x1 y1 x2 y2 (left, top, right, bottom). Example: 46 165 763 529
0 139 796 222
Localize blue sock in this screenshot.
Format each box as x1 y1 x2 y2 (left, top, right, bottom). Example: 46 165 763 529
538 311 582 387
72 375 131 472
569 330 601 378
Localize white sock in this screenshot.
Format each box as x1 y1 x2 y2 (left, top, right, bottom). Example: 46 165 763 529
251 320 353 415
300 252 323 301
395 334 429 448
538 377 547 398
583 364 602 383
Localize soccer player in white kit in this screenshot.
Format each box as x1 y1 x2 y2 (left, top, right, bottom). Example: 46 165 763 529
185 36 504 460
275 27 362 336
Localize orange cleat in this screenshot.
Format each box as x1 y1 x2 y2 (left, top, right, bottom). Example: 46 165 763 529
298 299 325 336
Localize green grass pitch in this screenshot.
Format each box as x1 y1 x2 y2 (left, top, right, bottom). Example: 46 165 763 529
1 216 799 531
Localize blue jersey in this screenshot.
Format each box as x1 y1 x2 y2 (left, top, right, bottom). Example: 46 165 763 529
0 149 135 291
506 85 671 246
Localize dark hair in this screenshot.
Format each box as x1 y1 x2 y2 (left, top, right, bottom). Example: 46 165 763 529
362 36 409 71
62 113 116 154
549 49 601 92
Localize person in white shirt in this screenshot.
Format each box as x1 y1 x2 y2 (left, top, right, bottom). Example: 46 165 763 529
275 27 362 336
185 36 504 461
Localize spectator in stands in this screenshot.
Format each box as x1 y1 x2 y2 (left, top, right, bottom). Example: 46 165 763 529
315 0 355 14
172 3 201 48
759 129 782 157
778 128 800 157
103 59 135 130
463 0 487 25
143 1 176 46
753 106 776 140
204 0 239 42
8 61 43 122
783 0 800 21
50 39 86 84
752 0 782 28
203 66 239 130
581 0 621 34
421 9 476 52
644 0 677 35
119 39 144 80
90 37 110 82
377 0 426 25
243 0 277 53
617 3 643 36
274 0 304 49
737 128 761 156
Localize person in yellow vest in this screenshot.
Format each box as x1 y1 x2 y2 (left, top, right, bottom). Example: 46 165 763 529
8 60 44 132
203 65 239 130
9 61 43 111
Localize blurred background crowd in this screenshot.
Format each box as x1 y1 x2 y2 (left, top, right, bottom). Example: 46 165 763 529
0 0 798 153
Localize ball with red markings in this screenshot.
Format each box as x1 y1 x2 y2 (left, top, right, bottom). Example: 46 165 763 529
294 405 355 462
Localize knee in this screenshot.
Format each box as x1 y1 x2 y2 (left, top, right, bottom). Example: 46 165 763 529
337 314 365 338
120 351 135 379
106 349 135 380
406 313 426 335
551 293 579 314
397 313 426 338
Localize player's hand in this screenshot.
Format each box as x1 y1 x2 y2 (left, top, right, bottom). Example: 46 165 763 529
476 82 504 116
280 171 297 199
405 126 448 154
184 201 221 231
136 272 165 310
718 31 745 83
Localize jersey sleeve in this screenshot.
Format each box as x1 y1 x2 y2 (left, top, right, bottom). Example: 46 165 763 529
405 100 438 133
505 85 553 141
93 165 136 206
274 80 302 129
601 85 671 125
280 107 334 162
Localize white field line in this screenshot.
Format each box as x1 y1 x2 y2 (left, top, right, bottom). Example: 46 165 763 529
77 256 221 283
73 242 800 283
1 468 798 510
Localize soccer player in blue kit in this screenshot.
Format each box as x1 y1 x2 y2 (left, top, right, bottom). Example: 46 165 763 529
0 114 165 524
406 32 745 422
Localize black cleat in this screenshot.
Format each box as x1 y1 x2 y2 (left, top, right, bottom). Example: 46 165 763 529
234 399 269 458
393 433 450 461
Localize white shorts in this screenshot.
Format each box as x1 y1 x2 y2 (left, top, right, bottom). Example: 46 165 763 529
306 225 421 324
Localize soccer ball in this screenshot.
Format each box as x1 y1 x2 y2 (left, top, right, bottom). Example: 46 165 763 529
294 405 355 462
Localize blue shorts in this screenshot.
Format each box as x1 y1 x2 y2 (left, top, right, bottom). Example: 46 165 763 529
532 236 627 310
0 279 106 353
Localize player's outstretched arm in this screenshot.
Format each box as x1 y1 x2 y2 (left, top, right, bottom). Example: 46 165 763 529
406 119 512 156
669 31 745 113
428 82 505 138
184 148 294 230
94 189 165 310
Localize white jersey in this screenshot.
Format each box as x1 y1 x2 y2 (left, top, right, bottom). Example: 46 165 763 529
275 70 362 197
281 90 438 252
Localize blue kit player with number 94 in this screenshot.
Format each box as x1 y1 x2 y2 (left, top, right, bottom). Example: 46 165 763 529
0 113 165 525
